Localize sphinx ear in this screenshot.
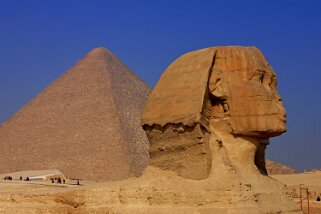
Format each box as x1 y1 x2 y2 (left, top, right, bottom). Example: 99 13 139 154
208 68 227 99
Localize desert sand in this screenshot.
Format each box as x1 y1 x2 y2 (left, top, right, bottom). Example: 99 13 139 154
272 172 321 214
0 169 320 213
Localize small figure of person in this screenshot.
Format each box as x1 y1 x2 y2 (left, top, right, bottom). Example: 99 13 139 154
51 178 54 183
63 179 65 184
25 177 29 181
77 179 80 185
317 196 320 202
57 177 61 184
19 176 22 181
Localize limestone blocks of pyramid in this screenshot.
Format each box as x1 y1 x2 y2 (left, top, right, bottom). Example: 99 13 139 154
0 47 150 181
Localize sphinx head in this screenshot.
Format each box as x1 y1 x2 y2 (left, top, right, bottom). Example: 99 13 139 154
208 47 286 138
142 46 286 179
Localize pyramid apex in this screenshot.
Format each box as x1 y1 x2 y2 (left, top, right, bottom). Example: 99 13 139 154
86 47 113 57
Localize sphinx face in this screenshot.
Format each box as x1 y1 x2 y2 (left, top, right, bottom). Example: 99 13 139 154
209 47 286 138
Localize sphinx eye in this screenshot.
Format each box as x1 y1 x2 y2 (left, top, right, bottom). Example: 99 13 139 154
252 71 264 83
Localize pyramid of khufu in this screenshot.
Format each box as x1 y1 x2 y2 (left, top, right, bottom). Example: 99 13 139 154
0 48 150 181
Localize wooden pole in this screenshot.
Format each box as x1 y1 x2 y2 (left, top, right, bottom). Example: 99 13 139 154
307 188 309 214
300 188 302 210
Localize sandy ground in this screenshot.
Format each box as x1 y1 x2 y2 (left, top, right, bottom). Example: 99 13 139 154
0 171 320 213
272 172 321 214
272 171 321 198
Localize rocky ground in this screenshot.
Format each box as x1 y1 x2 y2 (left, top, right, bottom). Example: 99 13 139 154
1 167 316 214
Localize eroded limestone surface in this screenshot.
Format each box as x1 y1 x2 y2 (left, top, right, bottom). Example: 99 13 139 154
142 46 286 180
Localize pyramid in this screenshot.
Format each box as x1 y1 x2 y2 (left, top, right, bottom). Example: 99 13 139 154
0 48 150 181
266 160 297 175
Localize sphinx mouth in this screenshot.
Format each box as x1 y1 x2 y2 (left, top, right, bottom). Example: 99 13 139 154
275 113 286 123
280 116 287 123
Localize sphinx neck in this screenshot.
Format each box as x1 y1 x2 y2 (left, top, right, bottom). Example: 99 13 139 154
208 127 268 179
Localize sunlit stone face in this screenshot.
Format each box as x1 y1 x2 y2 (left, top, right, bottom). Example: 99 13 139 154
209 47 286 138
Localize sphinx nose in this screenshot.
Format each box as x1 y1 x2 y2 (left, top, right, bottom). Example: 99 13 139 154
276 101 286 118
274 93 282 102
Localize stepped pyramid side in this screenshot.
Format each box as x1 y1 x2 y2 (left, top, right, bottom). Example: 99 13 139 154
0 48 150 180
105 51 150 176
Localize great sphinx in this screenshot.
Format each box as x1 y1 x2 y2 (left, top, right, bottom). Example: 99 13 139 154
0 46 300 213
142 46 287 180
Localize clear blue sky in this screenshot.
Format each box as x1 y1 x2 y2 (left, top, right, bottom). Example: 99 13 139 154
0 0 320 171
